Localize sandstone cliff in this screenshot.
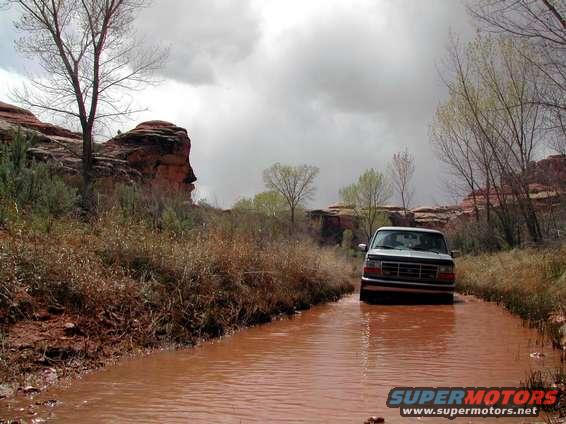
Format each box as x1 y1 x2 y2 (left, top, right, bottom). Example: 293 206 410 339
0 101 196 196
460 154 565 217
102 121 196 193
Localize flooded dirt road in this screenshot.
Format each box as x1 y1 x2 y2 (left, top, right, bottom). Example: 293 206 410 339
2 294 563 423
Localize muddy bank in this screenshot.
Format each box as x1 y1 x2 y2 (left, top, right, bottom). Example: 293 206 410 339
456 246 566 350
0 212 355 403
0 309 162 401
0 290 356 405
2 294 563 423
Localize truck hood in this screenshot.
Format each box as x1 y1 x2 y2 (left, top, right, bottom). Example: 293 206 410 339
367 248 453 263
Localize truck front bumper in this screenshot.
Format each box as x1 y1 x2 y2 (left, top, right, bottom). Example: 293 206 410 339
361 277 455 295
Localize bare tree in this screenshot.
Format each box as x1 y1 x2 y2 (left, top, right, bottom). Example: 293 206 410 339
433 34 548 244
431 82 518 246
468 0 565 44
5 0 166 210
263 163 319 230
339 169 392 243
388 147 415 213
467 0 566 150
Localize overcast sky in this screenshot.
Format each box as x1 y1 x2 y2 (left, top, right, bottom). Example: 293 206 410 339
0 0 475 208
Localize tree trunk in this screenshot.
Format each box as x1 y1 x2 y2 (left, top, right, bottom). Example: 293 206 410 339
471 189 480 223
485 175 491 226
511 178 543 244
81 130 94 213
290 206 295 233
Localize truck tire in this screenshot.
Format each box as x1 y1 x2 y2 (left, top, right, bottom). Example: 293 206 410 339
359 288 372 303
440 293 454 304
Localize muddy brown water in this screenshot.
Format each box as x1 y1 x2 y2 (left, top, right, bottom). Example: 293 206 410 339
1 294 563 423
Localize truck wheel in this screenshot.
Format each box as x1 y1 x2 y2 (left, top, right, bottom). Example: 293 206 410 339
359 289 372 303
440 294 454 304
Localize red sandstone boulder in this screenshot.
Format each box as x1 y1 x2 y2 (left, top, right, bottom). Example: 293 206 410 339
102 121 196 193
0 101 197 195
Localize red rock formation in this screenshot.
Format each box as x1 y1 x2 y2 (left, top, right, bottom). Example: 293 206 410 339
102 120 196 193
460 156 566 216
0 101 81 141
309 203 463 243
0 101 197 195
411 206 463 229
526 154 566 189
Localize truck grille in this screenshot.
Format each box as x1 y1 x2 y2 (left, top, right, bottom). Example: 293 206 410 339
381 261 439 281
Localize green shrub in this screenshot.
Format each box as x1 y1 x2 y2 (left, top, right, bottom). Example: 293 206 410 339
447 218 503 254
36 169 78 216
115 183 201 234
341 229 353 249
0 130 78 224
160 205 194 234
116 183 143 218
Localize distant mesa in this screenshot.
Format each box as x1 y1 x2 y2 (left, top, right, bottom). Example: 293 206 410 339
0 101 196 197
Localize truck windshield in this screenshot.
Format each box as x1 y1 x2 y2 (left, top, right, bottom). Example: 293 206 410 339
371 230 448 254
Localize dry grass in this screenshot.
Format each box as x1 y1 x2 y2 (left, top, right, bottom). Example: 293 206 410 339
0 210 355 390
456 245 566 348
457 246 566 416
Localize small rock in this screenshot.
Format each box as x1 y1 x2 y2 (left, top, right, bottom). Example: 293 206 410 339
47 305 65 315
35 399 59 407
20 386 41 395
33 310 52 321
63 322 83 336
364 417 385 424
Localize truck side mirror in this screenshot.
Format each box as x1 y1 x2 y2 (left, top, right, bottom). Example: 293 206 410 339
358 243 368 252
451 250 461 258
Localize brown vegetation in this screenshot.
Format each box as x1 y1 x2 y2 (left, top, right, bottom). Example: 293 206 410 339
0 134 354 397
457 246 566 419
0 207 354 396
457 246 566 349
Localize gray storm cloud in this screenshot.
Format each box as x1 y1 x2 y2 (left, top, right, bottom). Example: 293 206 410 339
0 0 475 208
135 0 260 85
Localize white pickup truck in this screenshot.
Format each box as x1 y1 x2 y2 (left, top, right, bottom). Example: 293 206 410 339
358 227 457 303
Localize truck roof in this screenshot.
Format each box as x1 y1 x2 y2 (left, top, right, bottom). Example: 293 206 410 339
376 226 444 234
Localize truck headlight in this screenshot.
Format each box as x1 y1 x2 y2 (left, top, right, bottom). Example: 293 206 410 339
438 264 455 281
363 259 382 276
439 265 454 273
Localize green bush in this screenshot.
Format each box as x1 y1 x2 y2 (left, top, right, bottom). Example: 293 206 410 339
115 183 203 234
446 217 504 254
116 183 143 218
0 130 78 225
341 229 353 249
